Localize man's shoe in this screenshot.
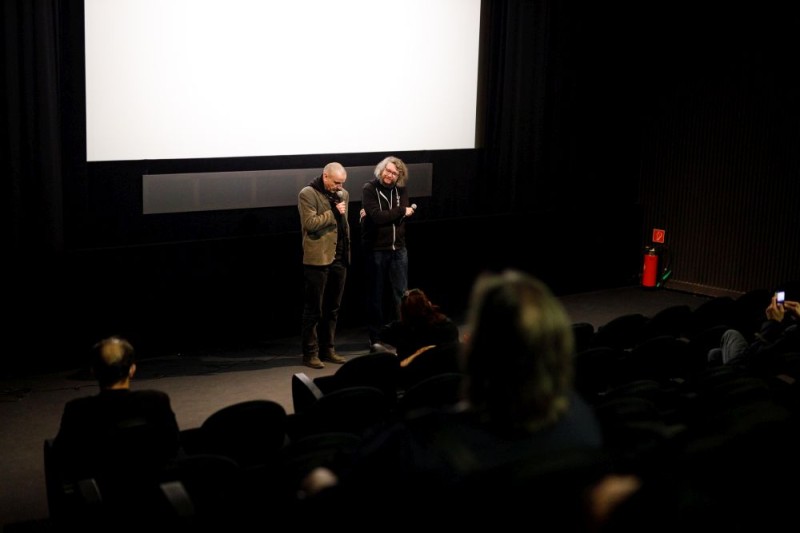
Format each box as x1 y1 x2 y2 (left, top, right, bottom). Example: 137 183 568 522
303 356 325 369
321 353 347 364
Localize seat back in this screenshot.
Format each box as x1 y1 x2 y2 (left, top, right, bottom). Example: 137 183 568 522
574 346 628 399
313 352 400 401
640 305 692 340
624 335 693 382
158 453 242 530
288 385 392 440
199 399 288 468
591 313 649 350
685 297 735 339
571 322 596 354
397 372 464 416
730 288 772 335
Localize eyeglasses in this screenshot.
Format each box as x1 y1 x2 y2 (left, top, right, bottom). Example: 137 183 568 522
383 168 399 177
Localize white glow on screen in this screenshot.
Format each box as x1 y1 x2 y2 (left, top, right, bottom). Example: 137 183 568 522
84 0 481 161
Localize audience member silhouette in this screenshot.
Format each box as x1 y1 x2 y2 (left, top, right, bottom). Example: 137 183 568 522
52 336 181 487
375 287 460 360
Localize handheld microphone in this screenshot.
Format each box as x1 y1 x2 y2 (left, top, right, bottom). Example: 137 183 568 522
334 190 346 214
400 203 417 223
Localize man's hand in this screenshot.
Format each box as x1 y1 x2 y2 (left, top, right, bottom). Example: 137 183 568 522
783 300 800 319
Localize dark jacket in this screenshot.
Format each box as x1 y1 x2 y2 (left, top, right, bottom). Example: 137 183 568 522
53 389 181 481
741 318 800 367
361 178 409 251
320 391 606 527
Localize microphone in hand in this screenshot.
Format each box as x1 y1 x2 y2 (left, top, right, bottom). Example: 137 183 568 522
334 190 346 214
401 203 417 222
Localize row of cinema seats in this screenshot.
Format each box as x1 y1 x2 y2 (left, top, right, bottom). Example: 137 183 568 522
43 344 465 532
570 286 800 531
572 288 790 395
574 288 776 353
289 343 464 434
43 284 800 531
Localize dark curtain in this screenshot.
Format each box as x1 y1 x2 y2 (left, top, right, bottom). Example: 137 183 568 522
477 0 550 215
4 0 70 373
478 0 604 214
478 1 641 216
4 0 64 261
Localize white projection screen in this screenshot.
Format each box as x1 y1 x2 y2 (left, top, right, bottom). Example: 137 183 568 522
84 0 482 162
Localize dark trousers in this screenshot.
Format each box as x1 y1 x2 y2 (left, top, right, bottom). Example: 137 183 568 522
302 260 347 358
365 248 408 343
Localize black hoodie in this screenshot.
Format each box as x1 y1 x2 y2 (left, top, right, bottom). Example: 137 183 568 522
361 178 410 250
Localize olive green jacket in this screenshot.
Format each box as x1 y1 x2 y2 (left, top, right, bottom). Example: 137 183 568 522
298 184 350 266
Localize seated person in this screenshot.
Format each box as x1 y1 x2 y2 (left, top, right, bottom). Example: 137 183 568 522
708 292 800 366
376 288 460 362
52 336 181 486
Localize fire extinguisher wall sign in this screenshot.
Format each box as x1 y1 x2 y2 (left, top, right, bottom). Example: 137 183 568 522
642 247 658 288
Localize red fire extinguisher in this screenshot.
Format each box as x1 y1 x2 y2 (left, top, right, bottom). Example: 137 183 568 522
642 247 658 288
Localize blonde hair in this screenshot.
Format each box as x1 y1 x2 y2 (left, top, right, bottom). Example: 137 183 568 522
462 270 574 432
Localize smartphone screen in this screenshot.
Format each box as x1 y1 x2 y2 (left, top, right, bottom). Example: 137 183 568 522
776 291 786 304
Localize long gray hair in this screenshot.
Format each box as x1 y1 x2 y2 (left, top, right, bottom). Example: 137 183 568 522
373 156 408 187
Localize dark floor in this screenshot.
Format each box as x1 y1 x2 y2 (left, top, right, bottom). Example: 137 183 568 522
0 286 711 531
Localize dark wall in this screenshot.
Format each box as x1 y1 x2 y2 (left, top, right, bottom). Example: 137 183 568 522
68 150 480 249
633 3 800 294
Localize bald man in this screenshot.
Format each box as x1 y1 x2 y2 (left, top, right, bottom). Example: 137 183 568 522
298 162 351 369
52 336 181 484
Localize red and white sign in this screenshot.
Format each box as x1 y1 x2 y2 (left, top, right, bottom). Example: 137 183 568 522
652 228 665 244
